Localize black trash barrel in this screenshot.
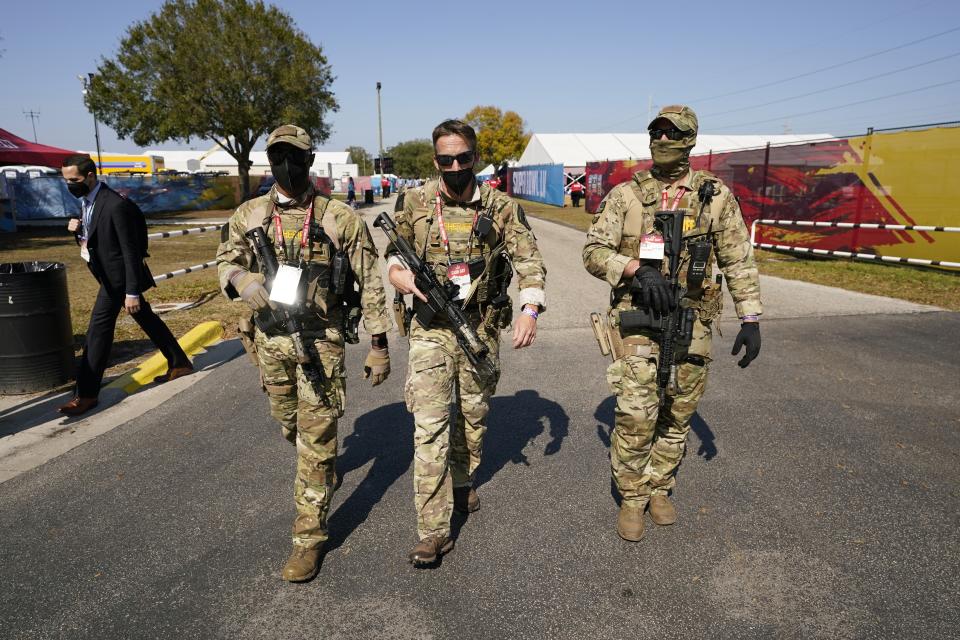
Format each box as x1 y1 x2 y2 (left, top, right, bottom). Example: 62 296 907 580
0 262 74 394
363 189 374 204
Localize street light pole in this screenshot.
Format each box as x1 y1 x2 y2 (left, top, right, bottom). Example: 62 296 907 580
376 81 383 175
79 73 103 171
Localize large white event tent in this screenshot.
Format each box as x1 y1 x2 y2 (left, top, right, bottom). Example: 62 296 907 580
518 132 834 184
145 149 355 179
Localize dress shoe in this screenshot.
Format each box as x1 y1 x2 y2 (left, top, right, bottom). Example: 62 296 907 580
58 397 98 416
408 535 454 567
648 494 677 526
153 364 194 384
281 545 321 582
617 503 646 542
453 486 480 514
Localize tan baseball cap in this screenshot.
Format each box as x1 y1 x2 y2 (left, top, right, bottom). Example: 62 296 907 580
647 105 698 134
266 124 312 150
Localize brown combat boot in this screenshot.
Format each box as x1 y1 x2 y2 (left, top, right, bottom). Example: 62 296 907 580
408 535 454 567
648 494 677 526
453 486 480 514
617 503 646 542
281 545 321 582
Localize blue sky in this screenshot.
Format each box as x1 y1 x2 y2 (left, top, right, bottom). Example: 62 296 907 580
2 0 958 155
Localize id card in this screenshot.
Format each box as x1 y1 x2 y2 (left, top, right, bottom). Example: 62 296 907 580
270 264 303 306
80 242 90 263
638 233 665 260
446 262 471 301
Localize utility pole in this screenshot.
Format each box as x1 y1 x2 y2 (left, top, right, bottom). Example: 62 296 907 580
78 73 103 171
376 81 384 175
23 110 40 142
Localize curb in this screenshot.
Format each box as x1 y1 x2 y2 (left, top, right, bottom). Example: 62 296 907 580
105 321 225 394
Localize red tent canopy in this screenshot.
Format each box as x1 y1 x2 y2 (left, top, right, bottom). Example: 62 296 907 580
0 128 78 168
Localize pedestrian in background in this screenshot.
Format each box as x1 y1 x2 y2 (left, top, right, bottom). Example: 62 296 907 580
58 154 192 416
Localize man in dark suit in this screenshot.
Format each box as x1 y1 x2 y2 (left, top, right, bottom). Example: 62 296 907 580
58 154 192 416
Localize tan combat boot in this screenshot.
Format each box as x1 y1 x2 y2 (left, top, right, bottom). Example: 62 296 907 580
648 494 677 526
408 535 454 567
617 503 646 542
453 486 480 514
282 545 321 582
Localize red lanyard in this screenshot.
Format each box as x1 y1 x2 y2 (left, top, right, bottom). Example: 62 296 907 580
434 191 478 263
661 186 687 211
272 199 314 260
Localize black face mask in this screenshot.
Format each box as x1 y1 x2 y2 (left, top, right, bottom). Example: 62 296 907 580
67 180 91 198
268 144 313 197
441 167 475 197
271 158 311 196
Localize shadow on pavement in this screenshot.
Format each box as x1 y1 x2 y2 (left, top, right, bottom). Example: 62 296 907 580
474 389 569 488
326 402 413 551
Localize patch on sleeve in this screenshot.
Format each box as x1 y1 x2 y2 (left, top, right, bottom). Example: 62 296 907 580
516 205 531 230
597 200 607 215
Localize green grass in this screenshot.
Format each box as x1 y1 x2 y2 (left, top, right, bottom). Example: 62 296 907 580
517 197 960 311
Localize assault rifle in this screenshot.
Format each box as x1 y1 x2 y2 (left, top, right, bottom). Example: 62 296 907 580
245 226 328 400
373 211 495 379
619 182 716 405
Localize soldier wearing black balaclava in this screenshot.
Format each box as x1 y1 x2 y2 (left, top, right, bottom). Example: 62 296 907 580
583 105 762 542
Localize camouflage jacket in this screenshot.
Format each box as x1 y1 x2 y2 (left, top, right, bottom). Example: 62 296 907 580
385 179 547 311
583 169 762 319
216 185 391 334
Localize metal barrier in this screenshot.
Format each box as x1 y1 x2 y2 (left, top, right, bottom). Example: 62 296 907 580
750 219 960 269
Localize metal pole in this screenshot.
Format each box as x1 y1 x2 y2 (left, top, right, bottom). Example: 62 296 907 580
759 142 771 218
88 74 103 172
23 110 40 142
376 82 384 175
850 127 875 253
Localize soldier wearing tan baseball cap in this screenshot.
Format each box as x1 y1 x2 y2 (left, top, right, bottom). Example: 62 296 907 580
266 124 313 150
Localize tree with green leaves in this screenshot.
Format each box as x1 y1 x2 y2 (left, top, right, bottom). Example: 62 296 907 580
386 139 435 178
463 106 530 168
86 0 338 198
346 145 373 175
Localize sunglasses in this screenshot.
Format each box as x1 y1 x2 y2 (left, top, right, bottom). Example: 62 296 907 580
435 151 475 168
649 127 687 141
267 145 311 164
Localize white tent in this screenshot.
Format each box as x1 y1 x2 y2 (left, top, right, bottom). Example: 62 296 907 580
145 149 350 176
518 133 835 172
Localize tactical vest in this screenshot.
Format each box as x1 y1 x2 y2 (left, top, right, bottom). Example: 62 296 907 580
613 170 725 321
244 193 341 318
408 181 509 307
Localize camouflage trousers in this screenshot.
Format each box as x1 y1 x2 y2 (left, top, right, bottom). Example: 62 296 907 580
606 349 708 508
404 321 501 540
254 327 346 550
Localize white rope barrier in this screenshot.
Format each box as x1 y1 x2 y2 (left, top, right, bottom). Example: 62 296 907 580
755 219 960 233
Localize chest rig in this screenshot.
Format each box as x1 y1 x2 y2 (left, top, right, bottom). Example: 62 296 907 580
245 194 345 321
408 182 507 308
613 170 723 312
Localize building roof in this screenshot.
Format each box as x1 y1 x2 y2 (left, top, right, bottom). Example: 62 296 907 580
517 133 835 168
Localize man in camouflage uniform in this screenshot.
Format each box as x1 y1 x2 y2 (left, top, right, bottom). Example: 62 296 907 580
583 105 762 542
216 125 392 581
386 119 546 566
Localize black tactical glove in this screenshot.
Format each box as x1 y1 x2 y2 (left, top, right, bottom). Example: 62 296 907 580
631 265 674 314
731 322 761 368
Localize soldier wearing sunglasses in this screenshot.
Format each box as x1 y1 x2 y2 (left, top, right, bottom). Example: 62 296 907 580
386 119 547 566
583 105 762 542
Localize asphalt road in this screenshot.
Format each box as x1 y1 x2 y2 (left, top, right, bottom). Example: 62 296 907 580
1 215 957 639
